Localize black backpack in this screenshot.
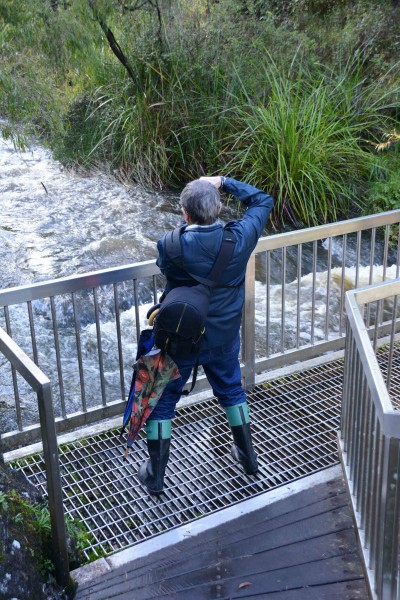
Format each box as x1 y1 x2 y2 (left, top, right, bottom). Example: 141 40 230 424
153 225 236 392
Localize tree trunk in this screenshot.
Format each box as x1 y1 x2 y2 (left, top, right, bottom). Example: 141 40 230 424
88 0 140 89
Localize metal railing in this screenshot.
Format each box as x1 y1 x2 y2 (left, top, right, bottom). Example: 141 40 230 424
1 210 400 451
0 327 69 587
339 278 400 600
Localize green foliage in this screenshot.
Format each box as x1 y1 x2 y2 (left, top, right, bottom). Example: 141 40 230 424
271 0 400 75
0 0 399 225
0 488 92 577
224 54 399 226
364 152 400 215
0 490 8 511
0 0 100 144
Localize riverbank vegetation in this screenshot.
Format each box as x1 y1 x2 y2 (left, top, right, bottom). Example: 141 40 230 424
0 0 399 226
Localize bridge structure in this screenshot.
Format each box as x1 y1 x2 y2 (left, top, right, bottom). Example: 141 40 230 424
1 211 400 598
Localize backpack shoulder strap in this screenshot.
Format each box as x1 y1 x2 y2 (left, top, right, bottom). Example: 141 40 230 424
164 226 237 287
185 229 236 287
164 225 186 271
206 229 236 284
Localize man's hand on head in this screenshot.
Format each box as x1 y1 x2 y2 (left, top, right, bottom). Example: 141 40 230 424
199 176 222 189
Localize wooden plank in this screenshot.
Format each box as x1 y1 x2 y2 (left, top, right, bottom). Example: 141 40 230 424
78 556 366 600
165 579 368 600
218 554 365 597
99 529 359 599
111 480 347 579
75 477 367 600
77 487 350 594
77 504 358 599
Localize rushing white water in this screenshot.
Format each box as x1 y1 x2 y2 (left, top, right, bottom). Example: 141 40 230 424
0 137 253 427
0 137 178 288
0 136 397 431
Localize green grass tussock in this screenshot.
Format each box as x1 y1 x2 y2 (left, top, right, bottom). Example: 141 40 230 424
224 56 399 226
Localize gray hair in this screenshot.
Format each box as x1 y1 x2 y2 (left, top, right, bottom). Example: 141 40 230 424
180 180 221 225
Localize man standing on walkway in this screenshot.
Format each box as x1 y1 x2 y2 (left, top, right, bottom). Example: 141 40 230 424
139 175 274 494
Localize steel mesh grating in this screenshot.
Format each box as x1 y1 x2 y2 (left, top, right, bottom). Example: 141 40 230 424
11 358 345 562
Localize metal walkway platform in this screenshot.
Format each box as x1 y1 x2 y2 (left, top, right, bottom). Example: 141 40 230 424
11 358 343 562
74 467 368 600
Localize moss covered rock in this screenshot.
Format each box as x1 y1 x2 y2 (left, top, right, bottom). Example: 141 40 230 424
0 463 76 599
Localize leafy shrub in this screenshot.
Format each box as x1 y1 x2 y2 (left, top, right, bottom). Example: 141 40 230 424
364 152 400 215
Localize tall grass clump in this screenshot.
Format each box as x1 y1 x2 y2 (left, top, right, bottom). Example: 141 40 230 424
225 54 399 227
63 55 233 187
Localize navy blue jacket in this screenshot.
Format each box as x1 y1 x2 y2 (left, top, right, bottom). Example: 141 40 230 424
156 178 274 349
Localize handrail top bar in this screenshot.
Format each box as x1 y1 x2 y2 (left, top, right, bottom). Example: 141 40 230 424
257 209 400 252
0 259 160 307
0 326 50 391
349 277 400 305
345 290 400 433
1 210 400 307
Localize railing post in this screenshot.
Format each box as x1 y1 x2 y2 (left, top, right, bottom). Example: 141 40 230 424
376 436 400 599
242 253 256 390
37 382 70 588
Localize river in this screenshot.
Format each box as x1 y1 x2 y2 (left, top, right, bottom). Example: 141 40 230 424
0 136 272 429
0 136 396 431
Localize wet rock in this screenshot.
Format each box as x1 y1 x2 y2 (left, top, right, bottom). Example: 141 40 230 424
0 463 75 600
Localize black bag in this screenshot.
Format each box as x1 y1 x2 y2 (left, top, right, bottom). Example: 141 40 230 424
153 226 236 392
153 283 211 357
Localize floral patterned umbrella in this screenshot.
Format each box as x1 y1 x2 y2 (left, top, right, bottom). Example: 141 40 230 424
123 348 180 459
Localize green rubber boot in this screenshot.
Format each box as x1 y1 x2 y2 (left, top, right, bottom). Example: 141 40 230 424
138 420 171 495
225 403 258 475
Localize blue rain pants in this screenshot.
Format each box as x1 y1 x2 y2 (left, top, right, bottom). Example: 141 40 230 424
149 333 246 421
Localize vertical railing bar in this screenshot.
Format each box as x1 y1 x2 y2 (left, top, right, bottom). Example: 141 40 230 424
361 393 373 531
340 323 352 454
383 224 389 281
385 294 398 392
325 237 332 341
364 403 376 547
50 296 66 418
4 306 22 431
343 322 355 454
354 370 367 506
376 431 390 597
355 230 361 289
348 349 361 479
390 449 400 600
281 247 286 353
242 254 256 390
311 240 317 345
378 438 399 599
93 288 107 407
266 251 270 358
370 419 383 576
367 228 376 328
339 234 347 337
71 292 86 412
114 283 126 402
27 300 39 365
378 224 390 330
352 363 363 496
133 279 140 342
372 300 381 352
296 244 302 349
397 225 400 278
